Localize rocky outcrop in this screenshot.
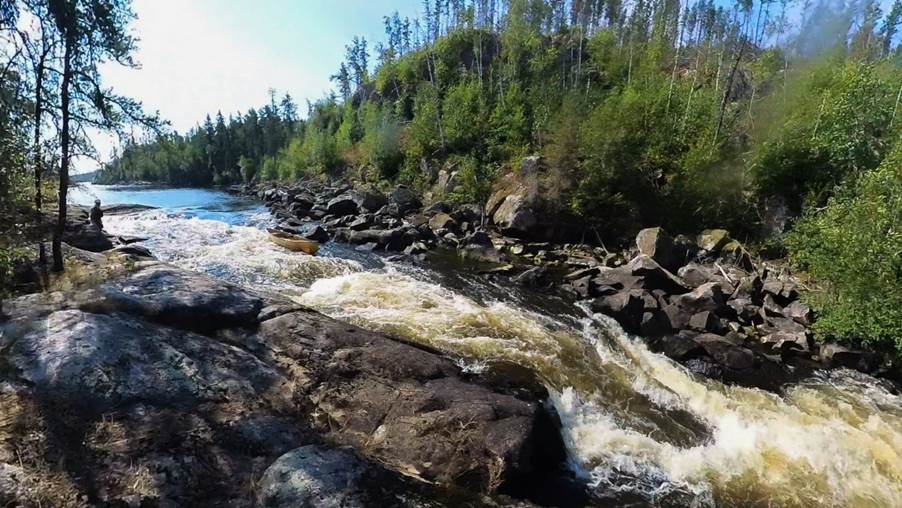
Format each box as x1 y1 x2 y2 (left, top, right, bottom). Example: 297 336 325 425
0 253 571 507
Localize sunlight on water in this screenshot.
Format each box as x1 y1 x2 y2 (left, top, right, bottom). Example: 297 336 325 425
105 211 363 294
103 203 902 507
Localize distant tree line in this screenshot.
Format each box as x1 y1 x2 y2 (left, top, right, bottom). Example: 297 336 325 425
98 91 298 186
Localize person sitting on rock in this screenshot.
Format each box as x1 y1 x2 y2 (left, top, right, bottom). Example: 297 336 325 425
90 199 104 230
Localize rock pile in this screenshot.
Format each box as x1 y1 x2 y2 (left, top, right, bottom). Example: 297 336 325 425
256 181 898 389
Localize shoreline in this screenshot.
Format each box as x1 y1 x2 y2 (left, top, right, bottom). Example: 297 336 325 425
249 179 902 392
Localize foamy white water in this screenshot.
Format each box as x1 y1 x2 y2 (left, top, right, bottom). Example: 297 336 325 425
100 196 902 507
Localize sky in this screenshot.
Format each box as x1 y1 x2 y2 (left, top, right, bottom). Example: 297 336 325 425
83 0 421 171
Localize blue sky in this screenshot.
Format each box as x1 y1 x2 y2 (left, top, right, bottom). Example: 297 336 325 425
85 0 421 169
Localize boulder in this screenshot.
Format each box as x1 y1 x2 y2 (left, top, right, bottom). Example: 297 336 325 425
375 203 401 218
626 255 690 295
697 229 731 253
451 204 483 224
391 185 422 214
589 291 644 332
727 298 760 324
492 194 537 238
428 213 457 232
689 311 723 333
693 333 755 371
671 282 727 316
513 266 551 288
403 242 429 255
326 196 359 217
348 216 372 231
677 263 726 288
785 300 813 326
63 224 115 252
257 445 367 508
460 243 507 264
636 227 677 270
640 310 674 337
351 190 388 213
79 264 264 333
462 230 493 246
258 310 553 492
298 224 329 242
662 304 692 330
593 268 642 293
0 260 568 504
819 343 864 369
424 202 451 215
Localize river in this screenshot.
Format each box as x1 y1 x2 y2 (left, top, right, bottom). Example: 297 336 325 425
69 183 902 507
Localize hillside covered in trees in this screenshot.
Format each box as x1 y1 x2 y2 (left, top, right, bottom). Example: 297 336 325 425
100 0 902 236
5 0 902 355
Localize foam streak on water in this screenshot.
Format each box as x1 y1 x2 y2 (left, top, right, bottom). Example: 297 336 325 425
106 206 902 508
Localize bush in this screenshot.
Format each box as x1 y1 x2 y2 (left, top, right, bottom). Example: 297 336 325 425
361 104 403 179
405 83 441 161
752 62 899 213
442 79 486 151
787 140 902 355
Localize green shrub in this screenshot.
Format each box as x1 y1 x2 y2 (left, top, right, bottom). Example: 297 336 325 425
787 140 902 355
361 104 403 179
442 79 486 151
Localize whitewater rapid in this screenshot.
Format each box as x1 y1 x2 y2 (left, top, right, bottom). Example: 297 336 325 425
105 209 902 507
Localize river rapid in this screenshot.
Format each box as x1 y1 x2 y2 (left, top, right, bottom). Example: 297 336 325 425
70 184 902 507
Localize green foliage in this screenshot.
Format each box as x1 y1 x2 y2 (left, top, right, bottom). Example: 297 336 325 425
360 103 403 179
298 125 339 175
442 79 486 151
450 154 495 206
489 83 530 158
751 62 901 212
405 83 442 161
787 140 902 355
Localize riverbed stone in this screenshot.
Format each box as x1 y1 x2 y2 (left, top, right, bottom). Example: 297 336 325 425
351 190 388 213
697 229 731 252
636 227 677 270
428 212 457 232
256 445 367 508
326 196 359 217
391 185 422 214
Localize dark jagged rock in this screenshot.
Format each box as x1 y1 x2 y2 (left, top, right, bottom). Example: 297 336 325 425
298 224 329 242
589 292 644 332
513 266 552 288
428 212 457 232
391 185 422 214
636 227 677 271
326 195 359 217
350 190 388 213
626 255 690 295
696 229 731 253
63 223 115 252
671 282 727 316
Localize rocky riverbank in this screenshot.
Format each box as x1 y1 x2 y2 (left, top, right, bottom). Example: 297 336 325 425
251 172 902 392
0 244 584 507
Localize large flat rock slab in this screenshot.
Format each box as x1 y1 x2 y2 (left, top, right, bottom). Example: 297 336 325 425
0 260 567 506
